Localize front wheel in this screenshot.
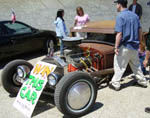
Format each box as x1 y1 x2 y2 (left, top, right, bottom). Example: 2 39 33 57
54 71 97 117
1 60 33 95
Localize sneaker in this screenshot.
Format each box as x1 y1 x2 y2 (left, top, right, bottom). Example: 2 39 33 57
109 83 120 91
145 107 150 113
137 81 147 88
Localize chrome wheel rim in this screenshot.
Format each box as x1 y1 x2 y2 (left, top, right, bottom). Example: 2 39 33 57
12 72 24 86
67 80 93 112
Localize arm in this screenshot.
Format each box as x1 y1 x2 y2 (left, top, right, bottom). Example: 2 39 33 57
86 14 90 23
58 20 67 38
115 32 122 55
114 16 123 55
74 19 78 26
74 16 78 26
139 28 142 43
143 50 150 67
143 33 150 67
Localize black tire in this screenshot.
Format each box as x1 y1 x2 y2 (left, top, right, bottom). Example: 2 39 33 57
45 38 56 54
1 59 33 95
54 71 97 117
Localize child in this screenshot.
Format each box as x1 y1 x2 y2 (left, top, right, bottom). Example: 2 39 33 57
54 9 68 57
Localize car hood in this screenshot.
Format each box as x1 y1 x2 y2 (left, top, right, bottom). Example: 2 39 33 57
38 29 56 37
79 42 114 55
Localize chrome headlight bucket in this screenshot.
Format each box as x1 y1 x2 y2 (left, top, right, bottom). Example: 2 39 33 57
48 72 60 86
17 65 31 78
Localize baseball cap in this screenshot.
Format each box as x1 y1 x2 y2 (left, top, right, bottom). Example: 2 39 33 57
114 0 128 5
147 1 150 6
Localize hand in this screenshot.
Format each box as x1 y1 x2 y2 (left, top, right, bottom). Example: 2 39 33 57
114 48 119 55
143 59 148 67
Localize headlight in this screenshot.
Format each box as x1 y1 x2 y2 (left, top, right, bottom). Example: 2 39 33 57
48 73 59 86
17 68 24 78
17 66 30 78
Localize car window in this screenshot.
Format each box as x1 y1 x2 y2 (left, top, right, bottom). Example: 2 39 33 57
3 22 32 35
87 33 115 44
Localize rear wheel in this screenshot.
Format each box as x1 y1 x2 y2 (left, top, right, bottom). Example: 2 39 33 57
1 60 33 95
45 38 56 55
54 71 97 117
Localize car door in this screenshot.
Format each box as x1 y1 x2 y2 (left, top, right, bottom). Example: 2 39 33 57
3 21 46 53
2 21 34 55
0 23 16 59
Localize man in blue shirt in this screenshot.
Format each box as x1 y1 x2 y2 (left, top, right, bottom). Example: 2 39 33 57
109 0 147 91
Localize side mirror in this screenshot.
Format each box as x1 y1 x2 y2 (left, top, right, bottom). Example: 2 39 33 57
32 28 37 33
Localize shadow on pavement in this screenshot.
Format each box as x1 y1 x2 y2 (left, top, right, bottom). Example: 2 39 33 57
32 94 55 117
121 79 137 90
62 102 103 118
121 75 150 90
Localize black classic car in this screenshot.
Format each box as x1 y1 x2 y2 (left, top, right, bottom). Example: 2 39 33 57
0 20 57 60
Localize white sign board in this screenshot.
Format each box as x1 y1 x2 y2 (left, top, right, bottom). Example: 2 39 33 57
13 61 56 118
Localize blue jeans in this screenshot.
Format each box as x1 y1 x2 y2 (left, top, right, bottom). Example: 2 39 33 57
59 38 64 56
139 55 146 75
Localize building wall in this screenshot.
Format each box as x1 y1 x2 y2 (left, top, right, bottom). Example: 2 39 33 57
0 0 150 32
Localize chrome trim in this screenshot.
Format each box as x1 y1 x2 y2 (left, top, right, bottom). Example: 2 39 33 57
17 65 31 78
67 80 92 111
48 72 59 86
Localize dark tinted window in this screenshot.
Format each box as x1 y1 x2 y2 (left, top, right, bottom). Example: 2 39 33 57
3 22 32 35
87 33 115 44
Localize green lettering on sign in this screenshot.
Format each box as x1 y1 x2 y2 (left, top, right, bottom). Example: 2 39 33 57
25 90 31 102
25 75 33 85
31 91 37 105
19 74 45 104
36 80 44 91
20 86 27 99
29 76 38 86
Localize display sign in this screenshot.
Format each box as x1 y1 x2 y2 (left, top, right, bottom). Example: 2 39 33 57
13 61 56 118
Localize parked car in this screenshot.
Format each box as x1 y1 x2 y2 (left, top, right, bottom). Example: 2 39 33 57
2 20 149 117
0 20 57 60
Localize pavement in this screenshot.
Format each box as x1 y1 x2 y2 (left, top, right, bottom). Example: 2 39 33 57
0 52 150 118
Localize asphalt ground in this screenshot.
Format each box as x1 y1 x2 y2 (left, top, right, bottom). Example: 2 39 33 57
0 51 150 118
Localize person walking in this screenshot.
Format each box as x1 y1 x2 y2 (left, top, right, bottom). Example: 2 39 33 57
74 6 90 39
109 0 147 91
143 32 150 68
129 0 142 19
144 31 150 113
54 9 68 57
144 1 150 114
